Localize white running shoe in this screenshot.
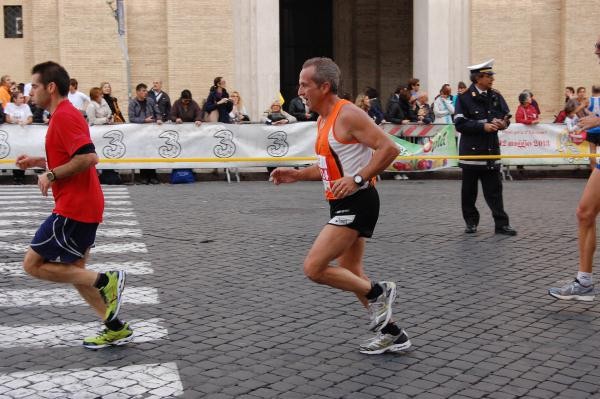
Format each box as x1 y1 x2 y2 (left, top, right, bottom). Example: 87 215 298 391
359 329 411 355
368 281 396 332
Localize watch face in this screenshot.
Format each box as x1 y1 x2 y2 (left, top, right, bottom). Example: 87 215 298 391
354 175 363 184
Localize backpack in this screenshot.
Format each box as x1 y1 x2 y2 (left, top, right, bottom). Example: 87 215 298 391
170 168 195 184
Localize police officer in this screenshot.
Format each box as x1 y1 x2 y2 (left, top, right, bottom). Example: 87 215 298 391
454 59 517 236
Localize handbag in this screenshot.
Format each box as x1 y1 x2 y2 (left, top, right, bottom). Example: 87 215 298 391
170 168 195 184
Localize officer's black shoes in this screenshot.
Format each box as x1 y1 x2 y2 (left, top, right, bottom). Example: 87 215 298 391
495 225 517 236
464 225 478 234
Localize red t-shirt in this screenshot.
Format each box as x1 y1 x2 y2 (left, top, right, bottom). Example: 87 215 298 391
515 104 538 125
46 99 104 223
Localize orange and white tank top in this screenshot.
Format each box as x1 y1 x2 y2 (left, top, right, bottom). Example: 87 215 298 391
316 99 373 200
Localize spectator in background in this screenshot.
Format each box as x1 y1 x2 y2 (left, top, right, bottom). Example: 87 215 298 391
523 90 541 116
565 86 575 103
6 90 32 126
0 102 4 123
88 87 120 185
588 85 600 116
386 86 410 125
565 95 600 169
148 79 171 122
288 93 317 122
5 91 32 184
365 87 386 123
67 78 90 115
229 91 251 123
414 92 434 124
86 87 113 125
261 99 296 125
576 86 590 118
453 81 468 109
129 83 161 185
0 75 12 109
515 91 539 125
564 99 581 134
5 91 33 126
23 82 32 103
204 76 233 123
355 93 385 125
407 78 420 103
170 89 203 126
101 82 125 123
433 84 455 124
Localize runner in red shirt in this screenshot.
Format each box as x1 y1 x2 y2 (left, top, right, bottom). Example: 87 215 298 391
16 61 132 349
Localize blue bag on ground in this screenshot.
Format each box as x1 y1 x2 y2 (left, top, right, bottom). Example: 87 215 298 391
170 169 195 184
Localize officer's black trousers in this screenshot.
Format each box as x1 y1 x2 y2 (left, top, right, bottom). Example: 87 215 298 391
461 168 509 228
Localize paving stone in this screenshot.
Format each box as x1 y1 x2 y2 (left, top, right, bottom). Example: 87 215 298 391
1 181 600 398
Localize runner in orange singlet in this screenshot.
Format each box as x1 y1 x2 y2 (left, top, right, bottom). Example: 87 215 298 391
271 57 412 354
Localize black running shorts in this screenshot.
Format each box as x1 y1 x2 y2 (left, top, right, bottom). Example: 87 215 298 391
328 186 380 238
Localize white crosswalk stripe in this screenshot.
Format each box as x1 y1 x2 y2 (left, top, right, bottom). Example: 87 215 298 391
0 210 137 217
0 362 183 398
0 219 139 226
0 261 154 276
0 242 148 253
0 287 159 307
0 186 181 398
0 227 143 238
0 318 167 348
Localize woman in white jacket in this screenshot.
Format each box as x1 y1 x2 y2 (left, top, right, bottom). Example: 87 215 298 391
433 84 455 124
86 87 113 125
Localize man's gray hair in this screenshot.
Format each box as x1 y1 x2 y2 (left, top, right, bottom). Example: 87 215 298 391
302 57 340 94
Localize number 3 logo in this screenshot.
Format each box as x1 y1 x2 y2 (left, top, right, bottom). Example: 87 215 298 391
267 131 289 157
0 130 10 159
213 130 236 158
102 130 126 159
158 130 182 158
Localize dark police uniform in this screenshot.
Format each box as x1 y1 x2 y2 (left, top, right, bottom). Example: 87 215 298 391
454 82 512 232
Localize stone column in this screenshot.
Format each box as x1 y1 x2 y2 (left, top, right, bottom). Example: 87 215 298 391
413 0 470 100
232 0 280 121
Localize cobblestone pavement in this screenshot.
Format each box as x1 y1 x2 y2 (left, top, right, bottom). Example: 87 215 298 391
1 178 599 399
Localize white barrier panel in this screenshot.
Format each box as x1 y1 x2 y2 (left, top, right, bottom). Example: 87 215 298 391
0 122 583 169
499 123 589 166
0 122 318 169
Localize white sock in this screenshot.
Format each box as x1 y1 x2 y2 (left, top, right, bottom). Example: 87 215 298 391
577 272 593 286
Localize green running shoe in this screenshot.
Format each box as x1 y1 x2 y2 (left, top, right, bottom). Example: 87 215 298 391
83 323 134 349
99 271 126 321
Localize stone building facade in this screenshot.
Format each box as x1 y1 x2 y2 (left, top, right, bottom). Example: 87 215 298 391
1 0 599 120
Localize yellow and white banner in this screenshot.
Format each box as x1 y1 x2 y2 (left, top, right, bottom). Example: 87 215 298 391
498 123 590 166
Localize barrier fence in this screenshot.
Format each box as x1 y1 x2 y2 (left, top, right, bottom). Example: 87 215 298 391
0 122 595 171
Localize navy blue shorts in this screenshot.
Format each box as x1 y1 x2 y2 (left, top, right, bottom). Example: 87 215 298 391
30 213 99 263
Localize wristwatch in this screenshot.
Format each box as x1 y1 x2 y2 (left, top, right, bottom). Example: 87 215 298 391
46 170 56 182
353 174 364 186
